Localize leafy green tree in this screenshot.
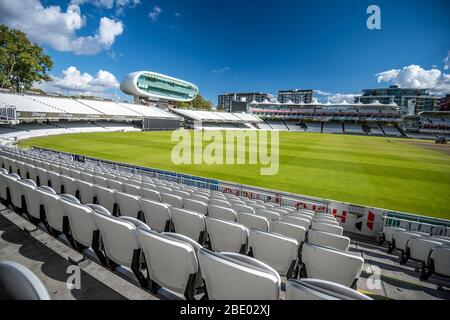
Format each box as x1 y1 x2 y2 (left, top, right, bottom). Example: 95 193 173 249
0 25 53 92
178 93 213 110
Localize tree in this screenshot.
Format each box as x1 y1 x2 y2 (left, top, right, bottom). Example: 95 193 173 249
178 93 213 110
0 25 53 93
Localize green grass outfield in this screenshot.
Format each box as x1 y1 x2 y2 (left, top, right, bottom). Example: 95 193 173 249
19 131 450 219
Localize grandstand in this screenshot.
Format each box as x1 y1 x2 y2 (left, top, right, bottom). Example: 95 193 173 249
0 90 449 300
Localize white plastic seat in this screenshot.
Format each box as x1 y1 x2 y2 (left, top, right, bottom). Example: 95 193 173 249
209 198 231 208
7 174 23 209
77 180 94 204
311 222 343 236
170 207 206 243
60 175 77 196
173 189 190 199
190 194 210 204
281 215 311 229
16 179 37 213
60 198 97 249
35 167 49 187
406 237 443 265
286 278 372 300
249 229 299 277
314 218 339 226
90 206 146 287
205 217 248 253
115 192 142 219
237 212 269 232
255 209 281 224
137 229 200 299
140 188 161 202
380 226 406 245
231 203 255 214
93 185 116 214
393 231 428 253
47 171 63 194
36 187 65 233
140 199 171 232
161 193 183 208
80 172 95 184
94 175 109 188
270 220 307 244
108 180 123 192
183 198 208 215
308 229 351 252
427 246 450 279
197 249 281 300
208 205 237 221
123 183 141 196
301 243 364 288
0 261 50 300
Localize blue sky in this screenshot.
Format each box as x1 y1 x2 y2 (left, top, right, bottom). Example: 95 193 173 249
1 0 449 104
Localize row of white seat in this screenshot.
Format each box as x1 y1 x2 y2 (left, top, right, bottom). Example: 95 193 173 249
0 152 362 284
0 149 370 298
379 226 450 282
0 168 368 299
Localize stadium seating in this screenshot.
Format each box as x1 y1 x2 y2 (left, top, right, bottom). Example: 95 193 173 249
197 248 281 300
0 147 373 300
405 237 443 266
422 247 450 281
391 230 429 261
300 243 364 288
205 217 248 253
286 278 371 300
0 261 50 300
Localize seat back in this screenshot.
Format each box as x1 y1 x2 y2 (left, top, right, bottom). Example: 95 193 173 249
123 183 141 196
255 209 281 224
249 230 299 276
281 215 311 229
308 229 350 252
394 231 427 251
115 191 142 219
77 180 94 204
161 193 183 208
37 187 64 232
197 249 280 300
0 261 50 300
91 209 140 267
270 220 307 244
302 243 364 287
232 203 255 214
382 226 406 243
183 198 208 215
60 199 97 248
170 207 206 243
205 217 248 253
286 278 371 300
208 205 237 221
408 238 442 263
237 212 269 232
141 188 161 202
311 222 343 236
140 199 171 232
94 185 116 213
137 229 199 297
430 246 450 277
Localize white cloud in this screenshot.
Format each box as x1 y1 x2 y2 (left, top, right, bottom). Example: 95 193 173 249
175 12 181 17
149 6 162 21
71 0 140 11
212 67 230 74
0 0 123 55
314 90 358 103
444 51 450 70
35 66 120 98
375 64 450 96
